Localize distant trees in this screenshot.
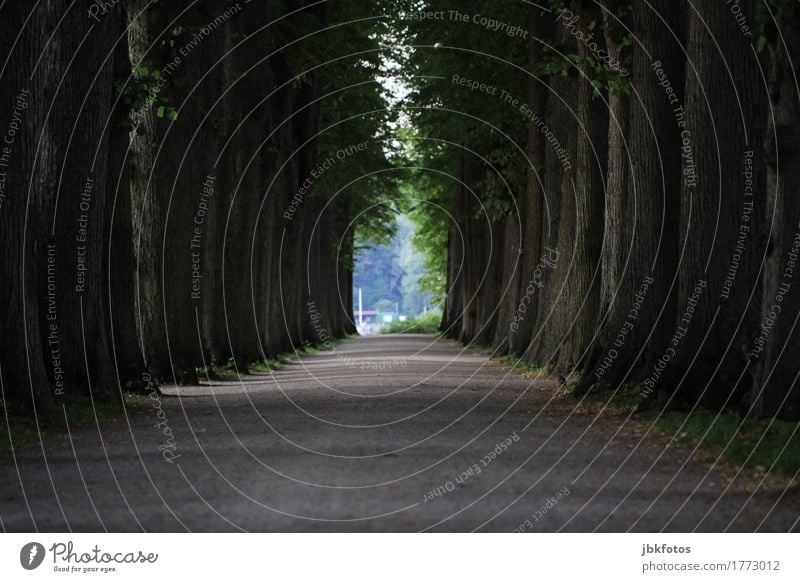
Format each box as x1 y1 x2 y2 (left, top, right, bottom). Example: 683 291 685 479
352 215 433 317
353 244 405 313
0 0 396 415
404 0 800 420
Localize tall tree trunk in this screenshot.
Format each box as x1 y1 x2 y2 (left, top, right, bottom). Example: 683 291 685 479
554 0 608 370
109 8 148 384
577 0 684 394
526 3 606 372
128 1 231 384
442 225 464 337
506 7 553 355
457 159 484 343
218 2 271 370
525 67 577 367
47 1 121 398
750 16 800 420
492 213 522 351
659 0 767 410
262 54 296 354
473 207 503 347
0 3 55 414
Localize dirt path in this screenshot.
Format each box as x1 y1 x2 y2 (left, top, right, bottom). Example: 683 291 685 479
1 334 797 532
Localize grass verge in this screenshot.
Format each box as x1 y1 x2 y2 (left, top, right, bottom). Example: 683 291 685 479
197 338 346 379
490 354 553 377
576 385 800 489
1 393 147 459
488 353 799 489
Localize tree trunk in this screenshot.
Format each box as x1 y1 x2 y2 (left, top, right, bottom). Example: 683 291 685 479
46 1 122 398
506 7 552 356
526 6 603 371
109 8 148 384
750 16 800 420
491 214 522 351
577 0 684 394
0 3 56 414
659 0 767 411
554 0 608 370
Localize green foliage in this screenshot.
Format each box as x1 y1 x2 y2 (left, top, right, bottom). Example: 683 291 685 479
287 0 402 265
353 214 433 316
397 215 433 314
395 0 537 305
407 179 448 306
534 1 633 96
353 237 404 312
114 65 178 130
401 0 529 218
380 311 442 334
755 0 797 54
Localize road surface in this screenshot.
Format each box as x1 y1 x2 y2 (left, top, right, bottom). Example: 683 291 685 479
1 334 797 531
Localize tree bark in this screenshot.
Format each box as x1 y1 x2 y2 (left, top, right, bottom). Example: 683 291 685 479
577 0 684 394
0 3 56 414
506 7 552 355
526 4 605 372
750 16 800 420
659 0 767 411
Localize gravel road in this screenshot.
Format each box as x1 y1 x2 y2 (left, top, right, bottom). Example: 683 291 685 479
1 334 797 532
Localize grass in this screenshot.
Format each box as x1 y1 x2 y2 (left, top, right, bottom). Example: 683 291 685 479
574 385 800 487
654 410 800 483
197 356 284 379
380 311 442 334
197 338 346 378
456 347 799 487
0 393 147 459
491 354 553 377
485 352 799 487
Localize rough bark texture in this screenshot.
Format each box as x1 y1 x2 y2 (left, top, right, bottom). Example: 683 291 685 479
0 3 55 414
751 16 800 420
526 9 601 371
578 0 684 394
660 0 767 410
505 7 552 355
524 68 577 367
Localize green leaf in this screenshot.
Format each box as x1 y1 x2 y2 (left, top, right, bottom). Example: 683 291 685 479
156 105 165 118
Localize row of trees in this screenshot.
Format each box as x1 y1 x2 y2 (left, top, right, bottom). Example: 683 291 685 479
0 0 396 414
404 0 800 420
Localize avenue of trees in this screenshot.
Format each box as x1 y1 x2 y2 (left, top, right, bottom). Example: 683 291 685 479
403 0 800 420
3 0 800 425
0 0 396 415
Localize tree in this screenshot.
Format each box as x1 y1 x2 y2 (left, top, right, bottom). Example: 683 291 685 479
657 0 768 411
750 2 800 420
577 0 684 395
